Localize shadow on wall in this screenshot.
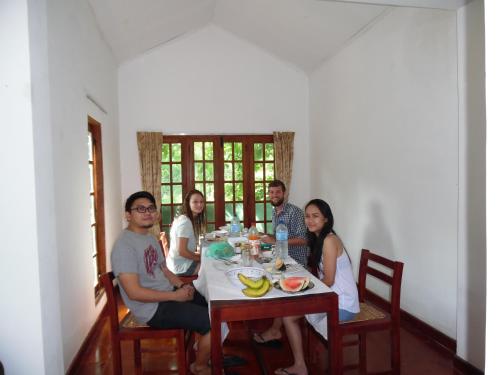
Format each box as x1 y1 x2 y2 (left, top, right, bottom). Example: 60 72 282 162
362 201 395 261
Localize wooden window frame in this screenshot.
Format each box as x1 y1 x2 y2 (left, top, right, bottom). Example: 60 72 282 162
88 116 106 298
160 134 274 232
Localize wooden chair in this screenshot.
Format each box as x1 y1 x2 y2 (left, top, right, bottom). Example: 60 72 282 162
100 272 189 375
159 231 198 284
308 249 404 374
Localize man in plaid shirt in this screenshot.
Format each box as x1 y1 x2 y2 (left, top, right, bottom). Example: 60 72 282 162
254 180 310 348
261 180 310 266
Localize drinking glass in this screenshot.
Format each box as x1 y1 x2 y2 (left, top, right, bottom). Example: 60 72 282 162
241 249 252 267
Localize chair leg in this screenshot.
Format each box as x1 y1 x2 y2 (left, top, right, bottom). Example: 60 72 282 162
391 326 401 375
111 338 122 375
133 340 142 375
358 333 367 374
177 331 187 375
333 331 343 375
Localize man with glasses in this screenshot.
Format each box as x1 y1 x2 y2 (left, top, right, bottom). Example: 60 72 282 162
111 191 211 375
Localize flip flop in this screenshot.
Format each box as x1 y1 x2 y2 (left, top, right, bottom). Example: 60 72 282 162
252 333 283 348
274 368 297 375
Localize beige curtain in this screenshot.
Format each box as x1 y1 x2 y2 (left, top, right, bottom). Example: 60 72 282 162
273 131 295 198
137 132 163 237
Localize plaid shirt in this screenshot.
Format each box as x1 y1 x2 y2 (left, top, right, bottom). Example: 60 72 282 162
272 202 310 266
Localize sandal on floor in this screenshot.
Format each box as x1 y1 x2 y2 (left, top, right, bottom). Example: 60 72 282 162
252 333 283 348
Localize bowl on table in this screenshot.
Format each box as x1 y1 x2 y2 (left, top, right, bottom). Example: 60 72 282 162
225 267 266 289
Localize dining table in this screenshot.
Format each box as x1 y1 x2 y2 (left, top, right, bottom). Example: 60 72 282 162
193 236 342 375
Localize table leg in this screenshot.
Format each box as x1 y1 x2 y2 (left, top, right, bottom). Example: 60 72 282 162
210 307 223 375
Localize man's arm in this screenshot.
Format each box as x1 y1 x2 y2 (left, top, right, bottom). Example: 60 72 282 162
118 273 193 302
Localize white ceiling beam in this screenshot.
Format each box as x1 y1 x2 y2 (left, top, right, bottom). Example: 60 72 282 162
318 0 472 10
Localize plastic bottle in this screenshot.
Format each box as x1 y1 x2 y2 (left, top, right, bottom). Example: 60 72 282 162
248 223 260 256
229 214 241 237
275 220 288 260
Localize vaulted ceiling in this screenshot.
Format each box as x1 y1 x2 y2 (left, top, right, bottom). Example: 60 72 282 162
87 0 471 73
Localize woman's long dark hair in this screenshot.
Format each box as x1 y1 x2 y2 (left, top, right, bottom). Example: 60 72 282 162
306 199 338 272
180 189 206 239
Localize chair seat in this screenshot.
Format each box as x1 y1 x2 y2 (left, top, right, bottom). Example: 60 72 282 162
342 302 386 324
121 312 149 329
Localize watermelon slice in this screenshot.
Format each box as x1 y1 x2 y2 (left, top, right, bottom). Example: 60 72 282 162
279 276 310 292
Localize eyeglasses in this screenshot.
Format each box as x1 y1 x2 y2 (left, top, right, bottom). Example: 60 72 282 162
131 205 157 214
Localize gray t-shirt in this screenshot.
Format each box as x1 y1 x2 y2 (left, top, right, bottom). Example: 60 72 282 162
111 229 174 323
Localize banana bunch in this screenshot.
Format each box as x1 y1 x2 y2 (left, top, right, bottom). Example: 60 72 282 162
237 273 272 298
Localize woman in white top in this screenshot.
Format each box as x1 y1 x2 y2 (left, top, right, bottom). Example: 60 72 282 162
166 189 206 276
275 199 360 375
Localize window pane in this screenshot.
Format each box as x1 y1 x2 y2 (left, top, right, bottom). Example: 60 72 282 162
161 164 170 183
205 162 214 181
254 163 264 181
161 185 171 204
204 142 213 160
257 223 265 233
91 225 97 256
206 182 214 201
89 164 94 192
235 182 243 201
234 142 243 160
174 204 182 216
207 223 215 232
162 144 170 162
255 183 264 201
235 203 244 221
266 202 273 219
88 133 93 161
265 163 274 181
172 164 182 183
194 142 203 160
93 256 98 287
172 185 183 204
224 142 232 161
234 162 243 180
206 203 215 221
194 162 204 181
265 143 274 160
195 182 204 195
254 143 263 161
225 203 234 221
162 206 172 225
224 183 234 200
171 143 181 162
255 203 264 222
266 222 274 234
224 163 233 181
89 195 95 224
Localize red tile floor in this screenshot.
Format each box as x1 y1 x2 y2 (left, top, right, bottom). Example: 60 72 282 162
71 314 465 375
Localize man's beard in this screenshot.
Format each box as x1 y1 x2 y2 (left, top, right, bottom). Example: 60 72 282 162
270 197 284 207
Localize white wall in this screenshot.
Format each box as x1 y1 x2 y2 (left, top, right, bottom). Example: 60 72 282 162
485 0 500 373
456 0 486 369
309 7 459 338
118 24 310 207
44 0 122 370
0 1 48 373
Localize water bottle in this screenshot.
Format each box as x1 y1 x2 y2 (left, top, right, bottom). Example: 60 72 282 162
229 214 241 237
248 223 260 257
275 221 288 260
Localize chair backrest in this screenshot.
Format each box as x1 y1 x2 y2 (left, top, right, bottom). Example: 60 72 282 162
100 271 121 333
357 249 404 320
